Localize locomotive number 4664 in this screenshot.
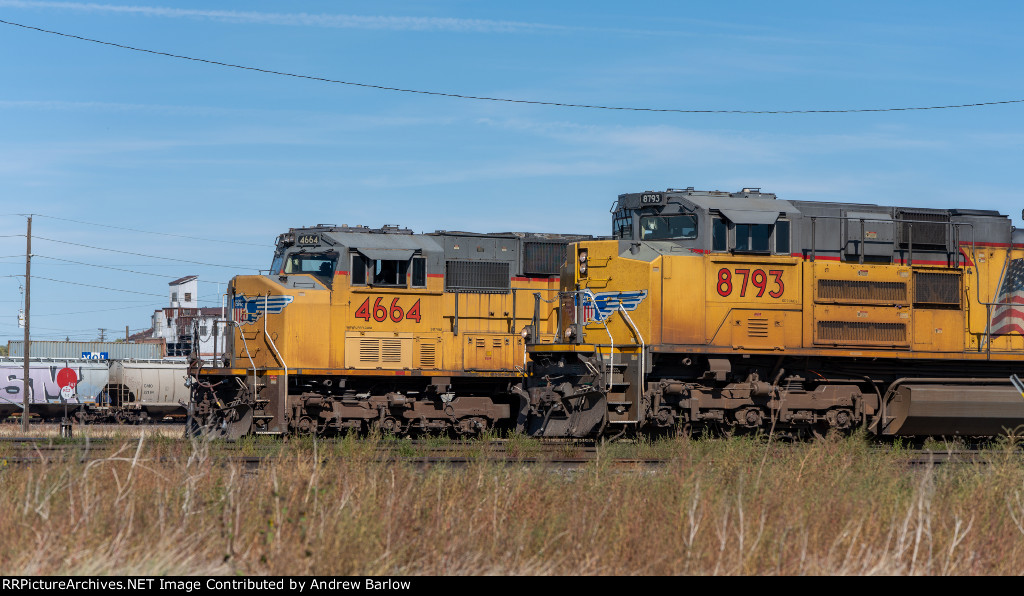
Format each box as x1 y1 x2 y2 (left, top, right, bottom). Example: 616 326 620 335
354 297 422 323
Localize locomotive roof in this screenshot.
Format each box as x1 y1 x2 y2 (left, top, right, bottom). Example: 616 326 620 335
278 225 591 247
617 188 1008 221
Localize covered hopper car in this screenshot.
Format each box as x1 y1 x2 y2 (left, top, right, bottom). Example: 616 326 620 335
0 358 108 420
0 358 188 424
80 359 189 424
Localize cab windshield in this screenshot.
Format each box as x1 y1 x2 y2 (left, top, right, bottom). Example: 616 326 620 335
283 252 338 285
639 214 698 240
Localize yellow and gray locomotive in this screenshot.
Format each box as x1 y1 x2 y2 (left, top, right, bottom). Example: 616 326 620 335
524 187 1024 438
189 224 586 438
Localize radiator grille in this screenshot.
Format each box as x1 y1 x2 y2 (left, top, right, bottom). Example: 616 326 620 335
817 321 907 344
445 260 510 293
748 318 769 338
897 210 949 249
817 279 908 303
914 271 961 306
523 242 564 276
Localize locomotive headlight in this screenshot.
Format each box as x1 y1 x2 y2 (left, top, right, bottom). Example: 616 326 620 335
579 250 588 263
564 327 576 342
579 262 588 275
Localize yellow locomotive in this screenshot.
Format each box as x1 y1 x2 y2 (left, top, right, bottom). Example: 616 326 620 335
524 187 1024 438
189 224 586 438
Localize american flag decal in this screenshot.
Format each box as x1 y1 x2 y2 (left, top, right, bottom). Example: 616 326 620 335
232 295 295 325
579 290 648 323
992 259 1024 335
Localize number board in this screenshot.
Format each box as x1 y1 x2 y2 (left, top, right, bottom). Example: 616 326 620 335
296 234 321 246
640 193 663 204
714 267 787 300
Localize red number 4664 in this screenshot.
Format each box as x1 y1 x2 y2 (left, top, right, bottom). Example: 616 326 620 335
355 297 422 323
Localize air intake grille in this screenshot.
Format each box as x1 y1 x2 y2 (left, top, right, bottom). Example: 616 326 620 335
897 210 949 249
445 261 510 293
817 321 907 344
381 339 402 363
358 339 379 362
748 318 769 338
523 242 564 276
817 279 908 304
418 343 436 368
914 271 961 306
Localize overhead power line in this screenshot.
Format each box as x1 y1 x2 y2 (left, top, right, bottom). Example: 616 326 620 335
34 236 259 270
2 18 1023 115
35 254 206 278
32 275 165 297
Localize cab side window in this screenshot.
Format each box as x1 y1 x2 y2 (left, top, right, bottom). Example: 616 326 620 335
712 217 728 252
735 224 772 252
411 257 427 288
775 220 790 254
351 255 368 285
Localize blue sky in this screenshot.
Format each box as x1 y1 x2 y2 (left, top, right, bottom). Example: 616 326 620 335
1 1 1023 343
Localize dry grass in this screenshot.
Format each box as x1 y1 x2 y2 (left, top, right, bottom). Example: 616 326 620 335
1 431 1023 575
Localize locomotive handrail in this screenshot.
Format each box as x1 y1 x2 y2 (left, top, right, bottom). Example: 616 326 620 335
803 213 974 268
616 305 646 411
263 294 288 387
578 289 615 391
231 319 257 376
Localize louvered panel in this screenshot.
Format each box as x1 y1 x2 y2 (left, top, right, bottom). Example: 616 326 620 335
381 339 403 363
747 318 769 338
817 279 908 304
897 210 949 249
418 343 436 369
359 339 380 363
345 333 413 369
914 271 961 306
816 321 907 345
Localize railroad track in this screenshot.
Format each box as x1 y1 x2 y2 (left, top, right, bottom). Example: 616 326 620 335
0 435 1019 468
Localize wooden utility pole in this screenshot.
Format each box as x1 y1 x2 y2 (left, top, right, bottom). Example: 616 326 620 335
21 216 31 432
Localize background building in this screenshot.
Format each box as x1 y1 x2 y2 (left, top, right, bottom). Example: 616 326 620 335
131 276 229 360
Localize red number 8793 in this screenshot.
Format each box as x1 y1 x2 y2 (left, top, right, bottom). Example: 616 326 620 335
716 268 784 298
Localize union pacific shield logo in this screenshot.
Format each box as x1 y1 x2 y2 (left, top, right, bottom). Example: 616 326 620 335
581 290 648 322
233 295 294 325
